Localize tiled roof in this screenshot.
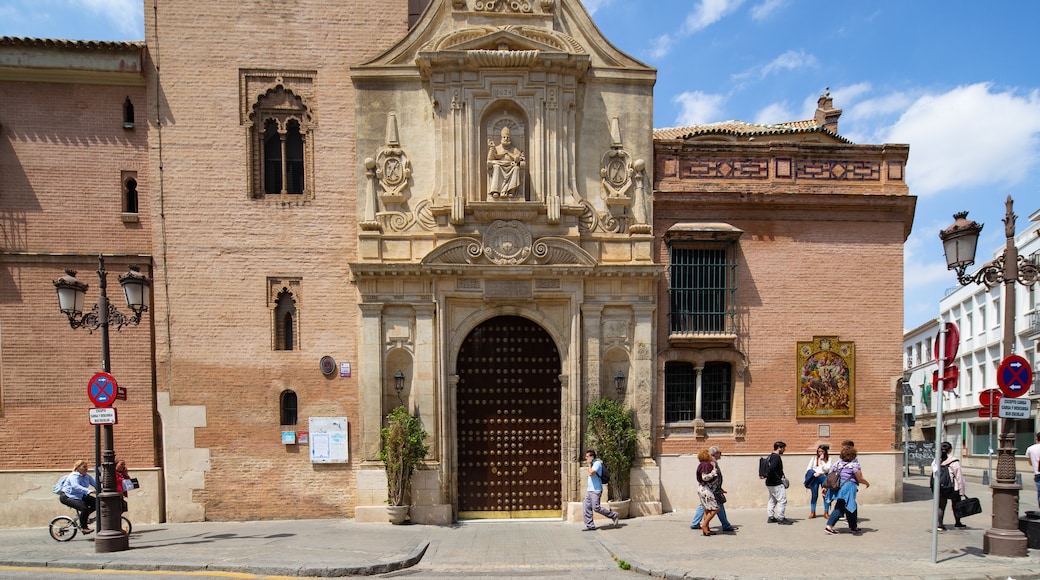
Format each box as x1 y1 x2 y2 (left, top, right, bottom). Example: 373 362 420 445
0 36 144 51
654 119 851 144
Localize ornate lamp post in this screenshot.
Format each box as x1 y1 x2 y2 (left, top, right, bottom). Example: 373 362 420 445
53 256 150 553
939 195 1039 557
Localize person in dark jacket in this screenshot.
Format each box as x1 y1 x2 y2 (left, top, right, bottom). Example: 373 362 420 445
762 441 789 524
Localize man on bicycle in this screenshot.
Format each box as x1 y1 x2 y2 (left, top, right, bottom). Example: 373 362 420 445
59 460 96 533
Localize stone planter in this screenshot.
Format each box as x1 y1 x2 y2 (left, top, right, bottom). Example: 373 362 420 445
607 498 630 520
387 505 409 525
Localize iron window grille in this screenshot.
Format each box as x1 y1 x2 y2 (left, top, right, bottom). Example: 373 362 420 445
668 244 737 335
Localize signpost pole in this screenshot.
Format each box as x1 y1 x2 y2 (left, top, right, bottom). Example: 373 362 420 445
931 324 945 564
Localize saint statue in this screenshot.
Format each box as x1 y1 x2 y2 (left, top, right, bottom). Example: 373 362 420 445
487 126 526 199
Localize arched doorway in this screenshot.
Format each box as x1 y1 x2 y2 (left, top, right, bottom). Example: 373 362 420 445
456 315 562 519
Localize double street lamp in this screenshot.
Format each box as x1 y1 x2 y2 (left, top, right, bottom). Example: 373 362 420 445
53 256 150 553
939 195 1039 557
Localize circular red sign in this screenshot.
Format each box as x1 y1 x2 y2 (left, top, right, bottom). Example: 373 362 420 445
87 372 119 407
997 355 1033 398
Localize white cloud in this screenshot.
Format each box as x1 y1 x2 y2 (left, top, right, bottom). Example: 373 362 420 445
673 91 727 126
580 0 613 16
649 0 743 58
753 102 792 125
883 83 1040 196
77 0 143 37
682 0 745 35
759 49 817 77
750 0 786 21
649 34 675 61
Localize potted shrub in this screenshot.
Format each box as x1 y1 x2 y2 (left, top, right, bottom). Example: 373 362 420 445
585 398 637 517
379 405 429 524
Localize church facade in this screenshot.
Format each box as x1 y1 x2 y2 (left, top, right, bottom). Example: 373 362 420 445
0 0 913 527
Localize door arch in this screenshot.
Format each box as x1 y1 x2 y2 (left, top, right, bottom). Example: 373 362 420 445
456 315 562 519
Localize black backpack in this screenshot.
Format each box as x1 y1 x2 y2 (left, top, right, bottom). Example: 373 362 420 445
599 462 611 484
932 460 955 492
758 456 769 478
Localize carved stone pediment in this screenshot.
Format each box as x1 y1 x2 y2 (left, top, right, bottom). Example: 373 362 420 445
421 222 596 267
431 27 581 54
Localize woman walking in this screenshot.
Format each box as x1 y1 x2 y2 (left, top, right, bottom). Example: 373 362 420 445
824 444 869 535
695 449 720 536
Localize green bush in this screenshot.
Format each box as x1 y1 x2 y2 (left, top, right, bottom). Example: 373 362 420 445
585 398 637 501
379 406 429 506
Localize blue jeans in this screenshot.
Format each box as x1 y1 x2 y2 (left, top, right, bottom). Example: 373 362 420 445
808 474 831 513
1034 474 1040 508
690 503 732 529
826 498 857 529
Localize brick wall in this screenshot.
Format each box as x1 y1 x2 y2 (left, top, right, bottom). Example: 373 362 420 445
145 0 411 520
0 71 154 474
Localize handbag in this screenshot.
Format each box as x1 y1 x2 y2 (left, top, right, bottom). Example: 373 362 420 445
804 468 815 488
953 496 982 518
781 476 790 489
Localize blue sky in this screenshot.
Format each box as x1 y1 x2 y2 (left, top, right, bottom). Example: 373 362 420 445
4 0 1039 332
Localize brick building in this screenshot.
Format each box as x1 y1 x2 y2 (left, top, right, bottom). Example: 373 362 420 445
0 0 914 527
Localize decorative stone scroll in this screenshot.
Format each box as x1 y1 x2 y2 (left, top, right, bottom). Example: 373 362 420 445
421 221 596 267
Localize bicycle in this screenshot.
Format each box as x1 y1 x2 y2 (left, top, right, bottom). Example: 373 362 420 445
49 507 131 542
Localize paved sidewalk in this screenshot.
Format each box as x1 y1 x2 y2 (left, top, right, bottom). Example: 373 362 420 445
0 476 1038 578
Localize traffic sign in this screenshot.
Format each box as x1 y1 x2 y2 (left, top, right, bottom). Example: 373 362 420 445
932 366 958 391
116 386 127 401
979 388 1002 418
997 355 1033 398
999 397 1030 419
88 407 118 425
933 322 960 365
87 372 119 408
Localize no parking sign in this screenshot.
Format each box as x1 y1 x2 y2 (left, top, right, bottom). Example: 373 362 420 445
997 355 1033 398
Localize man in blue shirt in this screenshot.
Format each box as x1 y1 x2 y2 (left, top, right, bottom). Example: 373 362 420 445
59 460 97 533
582 450 619 531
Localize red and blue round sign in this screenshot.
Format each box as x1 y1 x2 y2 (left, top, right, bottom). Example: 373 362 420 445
997 355 1033 399
87 372 119 407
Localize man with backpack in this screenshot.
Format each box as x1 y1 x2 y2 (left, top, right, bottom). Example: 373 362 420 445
932 441 967 530
761 441 790 524
581 450 619 531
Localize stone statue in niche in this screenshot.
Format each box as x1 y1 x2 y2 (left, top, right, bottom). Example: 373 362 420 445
487 126 526 199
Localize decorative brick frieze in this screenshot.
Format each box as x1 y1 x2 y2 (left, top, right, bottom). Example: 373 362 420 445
795 159 880 181
680 158 769 179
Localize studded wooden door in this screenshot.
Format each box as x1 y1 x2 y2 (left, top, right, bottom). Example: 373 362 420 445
456 316 562 519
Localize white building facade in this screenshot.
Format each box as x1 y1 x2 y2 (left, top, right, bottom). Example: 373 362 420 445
906 207 1040 475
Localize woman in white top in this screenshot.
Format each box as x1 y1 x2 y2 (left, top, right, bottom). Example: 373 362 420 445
805 444 832 518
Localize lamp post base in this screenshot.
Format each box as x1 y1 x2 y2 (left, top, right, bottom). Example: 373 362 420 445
983 481 1028 557
94 529 129 553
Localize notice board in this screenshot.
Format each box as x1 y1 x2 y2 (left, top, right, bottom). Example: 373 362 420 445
308 417 349 463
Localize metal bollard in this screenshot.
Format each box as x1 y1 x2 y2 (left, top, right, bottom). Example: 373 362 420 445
983 470 990 485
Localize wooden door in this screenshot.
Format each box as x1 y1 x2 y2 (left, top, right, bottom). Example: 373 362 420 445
456 316 562 518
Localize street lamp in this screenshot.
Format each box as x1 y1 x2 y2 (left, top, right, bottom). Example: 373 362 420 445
614 370 626 398
53 256 150 553
394 370 405 404
939 195 1039 557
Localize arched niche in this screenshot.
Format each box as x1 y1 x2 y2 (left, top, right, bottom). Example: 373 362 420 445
483 101 529 201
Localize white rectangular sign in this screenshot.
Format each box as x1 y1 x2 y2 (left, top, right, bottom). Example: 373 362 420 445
88 407 118 425
999 397 1031 419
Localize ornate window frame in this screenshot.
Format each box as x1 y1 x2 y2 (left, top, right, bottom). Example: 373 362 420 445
241 70 317 202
